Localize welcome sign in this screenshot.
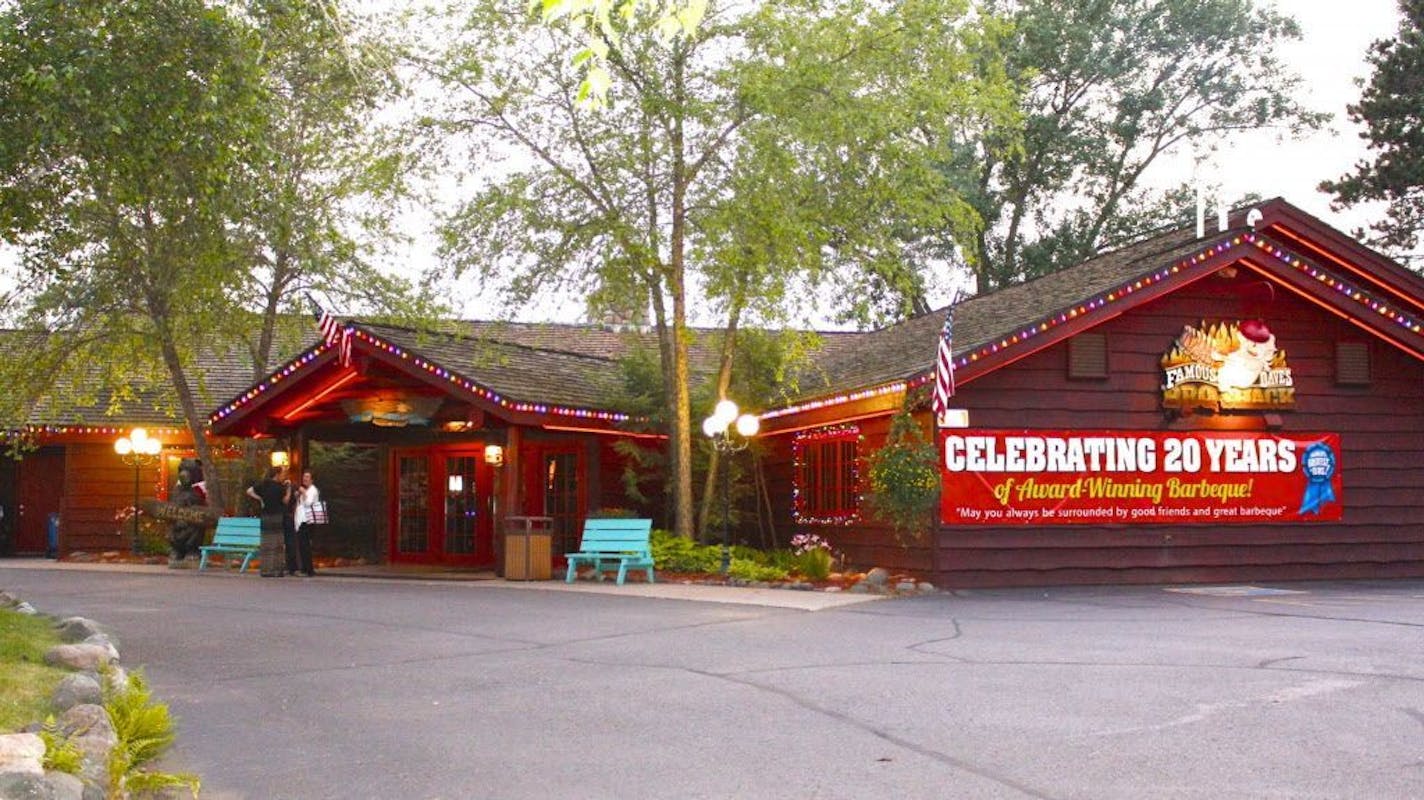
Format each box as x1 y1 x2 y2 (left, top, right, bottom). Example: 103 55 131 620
940 430 1341 525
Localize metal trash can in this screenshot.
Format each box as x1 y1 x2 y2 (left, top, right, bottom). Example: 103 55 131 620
503 516 553 581
46 512 60 559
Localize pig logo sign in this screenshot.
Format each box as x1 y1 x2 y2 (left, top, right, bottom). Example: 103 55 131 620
1161 320 1295 413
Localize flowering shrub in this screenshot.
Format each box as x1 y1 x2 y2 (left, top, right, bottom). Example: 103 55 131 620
865 410 938 544
790 533 833 555
789 533 840 581
113 506 170 556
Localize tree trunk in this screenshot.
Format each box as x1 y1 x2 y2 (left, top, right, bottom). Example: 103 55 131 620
153 320 226 513
696 295 742 541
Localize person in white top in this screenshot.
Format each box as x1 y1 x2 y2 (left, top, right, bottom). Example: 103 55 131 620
289 470 320 576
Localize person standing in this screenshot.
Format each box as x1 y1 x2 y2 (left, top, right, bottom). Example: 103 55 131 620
245 467 289 578
289 470 320 577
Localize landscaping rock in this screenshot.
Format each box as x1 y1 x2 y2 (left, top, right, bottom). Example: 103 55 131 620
0 772 49 799
848 582 870 594
864 567 890 587
14 602 38 616
56 706 114 790
55 619 104 644
52 674 103 712
44 771 84 800
43 645 115 672
101 666 128 697
0 733 45 776
0 591 19 607
78 636 118 659
895 580 918 593
789 582 813 591
918 581 937 593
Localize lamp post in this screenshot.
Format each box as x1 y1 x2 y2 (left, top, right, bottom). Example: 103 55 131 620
114 428 162 556
701 399 760 575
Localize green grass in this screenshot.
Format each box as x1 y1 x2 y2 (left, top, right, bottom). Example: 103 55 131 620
0 608 69 732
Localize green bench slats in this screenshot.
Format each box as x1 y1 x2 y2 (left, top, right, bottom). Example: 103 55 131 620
564 518 654 586
198 517 262 573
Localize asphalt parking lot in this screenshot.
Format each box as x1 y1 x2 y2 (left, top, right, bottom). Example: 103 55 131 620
3 563 1422 799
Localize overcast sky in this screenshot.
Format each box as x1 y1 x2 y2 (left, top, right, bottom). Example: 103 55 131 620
0 1 1410 326
1167 0 1402 233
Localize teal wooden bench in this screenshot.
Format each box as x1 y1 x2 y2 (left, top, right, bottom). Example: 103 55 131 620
198 517 262 573
564 518 655 585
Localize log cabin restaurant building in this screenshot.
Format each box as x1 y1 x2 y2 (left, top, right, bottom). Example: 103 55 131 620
3 199 1423 588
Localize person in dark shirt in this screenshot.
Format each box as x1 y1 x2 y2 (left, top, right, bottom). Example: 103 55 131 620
245 467 291 577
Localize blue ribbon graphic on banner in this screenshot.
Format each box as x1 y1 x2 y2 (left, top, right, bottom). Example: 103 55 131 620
1298 442 1337 515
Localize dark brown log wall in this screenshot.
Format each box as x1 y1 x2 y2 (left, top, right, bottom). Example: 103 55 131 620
60 443 163 555
937 279 1424 587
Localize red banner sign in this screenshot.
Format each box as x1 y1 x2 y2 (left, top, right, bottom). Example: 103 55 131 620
940 430 1342 525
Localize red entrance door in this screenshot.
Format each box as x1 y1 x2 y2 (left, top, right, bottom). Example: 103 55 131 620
391 447 494 566
16 449 65 554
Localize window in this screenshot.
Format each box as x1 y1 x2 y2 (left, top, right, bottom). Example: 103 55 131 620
793 425 861 524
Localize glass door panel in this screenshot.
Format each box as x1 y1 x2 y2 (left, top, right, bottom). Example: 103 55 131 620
444 456 478 557
396 455 430 556
544 452 580 556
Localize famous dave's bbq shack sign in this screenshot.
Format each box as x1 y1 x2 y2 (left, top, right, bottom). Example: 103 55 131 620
1161 319 1295 412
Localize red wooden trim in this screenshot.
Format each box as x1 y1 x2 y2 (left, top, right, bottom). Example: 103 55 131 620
1234 253 1424 363
209 347 338 435
1257 199 1424 306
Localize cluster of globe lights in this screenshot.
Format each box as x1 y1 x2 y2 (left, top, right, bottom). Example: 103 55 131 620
701 399 759 439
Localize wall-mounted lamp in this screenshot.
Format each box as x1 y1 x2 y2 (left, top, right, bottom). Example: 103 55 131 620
270 449 290 468
483 444 504 467
447 474 464 493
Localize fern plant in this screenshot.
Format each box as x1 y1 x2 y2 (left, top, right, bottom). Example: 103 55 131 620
102 668 200 800
38 715 83 775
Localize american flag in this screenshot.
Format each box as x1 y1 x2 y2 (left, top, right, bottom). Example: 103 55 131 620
309 295 352 367
932 304 955 417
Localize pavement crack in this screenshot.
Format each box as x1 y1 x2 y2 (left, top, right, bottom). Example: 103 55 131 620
1257 655 1305 668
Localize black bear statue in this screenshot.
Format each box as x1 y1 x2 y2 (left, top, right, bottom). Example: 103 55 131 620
169 458 208 561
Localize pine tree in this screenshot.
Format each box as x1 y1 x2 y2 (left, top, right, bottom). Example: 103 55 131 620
1322 0 1424 267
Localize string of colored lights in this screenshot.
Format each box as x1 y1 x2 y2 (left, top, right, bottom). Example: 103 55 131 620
1244 232 1424 335
763 230 1424 423
790 424 862 526
6 426 187 437
210 327 634 425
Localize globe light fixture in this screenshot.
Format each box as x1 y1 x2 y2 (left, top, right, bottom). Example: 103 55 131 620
700 399 760 575
114 429 162 556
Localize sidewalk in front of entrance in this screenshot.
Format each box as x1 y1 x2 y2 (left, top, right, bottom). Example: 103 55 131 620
0 558 884 612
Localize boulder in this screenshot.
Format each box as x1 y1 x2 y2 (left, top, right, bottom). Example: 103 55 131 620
54 619 104 644
52 675 103 712
43 645 115 672
0 772 49 799
79 636 118 661
44 771 84 800
0 591 19 607
864 567 890 587
14 601 38 615
895 580 918 593
56 706 114 789
917 581 937 593
0 733 45 776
